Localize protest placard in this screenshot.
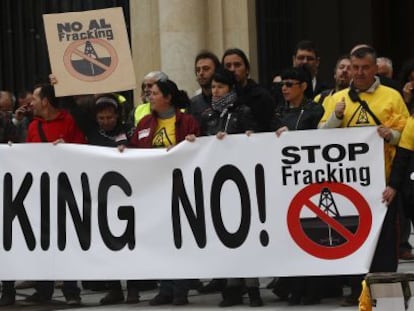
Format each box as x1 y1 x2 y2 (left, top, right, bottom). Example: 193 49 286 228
43 7 136 96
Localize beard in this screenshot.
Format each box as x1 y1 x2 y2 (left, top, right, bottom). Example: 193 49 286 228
197 78 211 88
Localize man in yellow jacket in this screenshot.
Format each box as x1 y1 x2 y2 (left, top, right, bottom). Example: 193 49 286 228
319 45 409 306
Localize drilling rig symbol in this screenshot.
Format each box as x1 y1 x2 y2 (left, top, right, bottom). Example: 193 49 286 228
300 187 359 247
84 41 99 75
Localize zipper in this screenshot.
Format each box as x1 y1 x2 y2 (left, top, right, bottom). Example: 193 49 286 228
295 109 304 130
224 112 232 132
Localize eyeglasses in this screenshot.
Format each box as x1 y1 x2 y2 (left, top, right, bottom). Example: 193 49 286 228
280 81 302 88
296 55 316 61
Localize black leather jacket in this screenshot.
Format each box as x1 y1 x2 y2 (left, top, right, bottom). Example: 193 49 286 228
236 79 275 132
271 99 324 131
200 101 260 136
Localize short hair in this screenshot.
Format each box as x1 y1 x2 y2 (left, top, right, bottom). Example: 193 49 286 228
143 71 168 82
222 48 251 72
0 91 13 102
34 83 58 108
398 59 414 84
334 54 351 72
94 93 120 114
194 50 220 69
350 43 370 55
212 66 236 89
18 90 32 99
377 57 393 70
281 65 313 98
350 45 377 60
293 40 319 58
281 66 311 83
0 91 14 111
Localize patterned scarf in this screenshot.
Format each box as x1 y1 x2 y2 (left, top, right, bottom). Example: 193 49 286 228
211 90 237 114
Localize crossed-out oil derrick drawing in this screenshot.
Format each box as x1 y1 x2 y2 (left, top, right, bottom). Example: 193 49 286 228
301 187 359 247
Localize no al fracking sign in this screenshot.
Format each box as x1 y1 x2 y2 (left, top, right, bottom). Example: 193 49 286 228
43 7 136 96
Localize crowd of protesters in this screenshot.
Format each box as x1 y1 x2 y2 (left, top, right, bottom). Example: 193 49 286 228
1 40 414 309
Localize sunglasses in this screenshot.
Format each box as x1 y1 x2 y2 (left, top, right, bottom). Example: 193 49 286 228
280 81 302 88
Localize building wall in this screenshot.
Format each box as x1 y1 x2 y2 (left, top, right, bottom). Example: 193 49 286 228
2 0 413 100
0 0 130 96
255 0 414 88
256 0 374 88
129 0 257 100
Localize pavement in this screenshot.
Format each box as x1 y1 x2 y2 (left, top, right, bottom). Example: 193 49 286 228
3 257 414 310
0 276 374 311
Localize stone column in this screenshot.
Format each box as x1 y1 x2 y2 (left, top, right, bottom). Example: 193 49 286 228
209 0 257 80
129 0 257 98
158 0 207 94
129 0 161 103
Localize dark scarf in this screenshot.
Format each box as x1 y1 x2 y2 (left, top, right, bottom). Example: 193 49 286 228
211 90 237 114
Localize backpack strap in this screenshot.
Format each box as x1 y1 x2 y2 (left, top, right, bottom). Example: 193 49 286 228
348 87 382 126
316 89 333 105
37 121 48 142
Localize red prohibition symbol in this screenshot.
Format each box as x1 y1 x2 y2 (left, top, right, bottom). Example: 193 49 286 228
63 38 118 81
287 182 372 260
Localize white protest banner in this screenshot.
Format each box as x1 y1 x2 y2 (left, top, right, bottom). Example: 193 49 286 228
0 127 386 280
43 7 136 96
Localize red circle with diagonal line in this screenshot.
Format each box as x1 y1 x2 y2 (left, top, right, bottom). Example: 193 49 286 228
63 38 118 81
287 182 372 260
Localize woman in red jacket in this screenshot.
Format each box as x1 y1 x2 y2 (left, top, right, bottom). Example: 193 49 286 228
129 79 199 306
129 79 200 149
